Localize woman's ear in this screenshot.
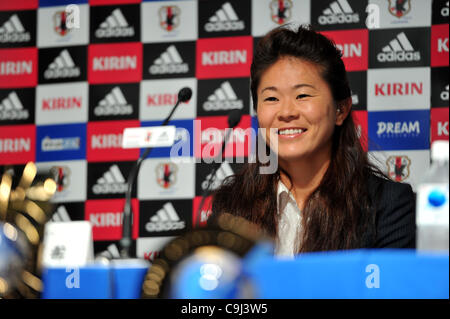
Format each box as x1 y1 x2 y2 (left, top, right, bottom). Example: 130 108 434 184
335 97 352 126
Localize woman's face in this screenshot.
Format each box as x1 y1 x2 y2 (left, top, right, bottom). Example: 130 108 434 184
256 57 344 163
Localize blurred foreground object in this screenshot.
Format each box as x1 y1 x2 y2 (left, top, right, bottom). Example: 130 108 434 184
0 162 56 298
141 213 265 298
416 140 449 251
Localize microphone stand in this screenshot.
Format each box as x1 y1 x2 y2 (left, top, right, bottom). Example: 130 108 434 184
120 90 191 258
194 110 242 228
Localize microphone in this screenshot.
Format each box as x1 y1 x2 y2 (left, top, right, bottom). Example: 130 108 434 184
194 109 242 227
119 87 192 258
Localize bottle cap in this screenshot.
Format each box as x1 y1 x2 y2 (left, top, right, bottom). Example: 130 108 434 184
431 140 449 161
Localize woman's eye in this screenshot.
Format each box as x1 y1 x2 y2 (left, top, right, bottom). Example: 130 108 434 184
297 94 310 99
264 97 278 102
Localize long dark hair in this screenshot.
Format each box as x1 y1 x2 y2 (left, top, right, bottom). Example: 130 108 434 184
211 25 385 253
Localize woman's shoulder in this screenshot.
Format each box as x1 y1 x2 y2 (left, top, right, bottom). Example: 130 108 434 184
366 171 416 248
367 172 414 200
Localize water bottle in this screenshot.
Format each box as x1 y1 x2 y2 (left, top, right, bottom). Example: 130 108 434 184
416 140 449 252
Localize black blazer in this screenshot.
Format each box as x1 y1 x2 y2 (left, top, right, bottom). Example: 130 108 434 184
365 174 416 249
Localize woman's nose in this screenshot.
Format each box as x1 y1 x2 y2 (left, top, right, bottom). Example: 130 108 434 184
278 100 299 122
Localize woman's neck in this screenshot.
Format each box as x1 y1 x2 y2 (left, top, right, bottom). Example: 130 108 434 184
278 150 332 211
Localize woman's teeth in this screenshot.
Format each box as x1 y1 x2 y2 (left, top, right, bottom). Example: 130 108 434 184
278 128 304 135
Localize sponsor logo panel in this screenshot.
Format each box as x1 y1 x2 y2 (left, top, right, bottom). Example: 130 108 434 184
38 45 87 84
89 83 139 121
0 0 38 11
141 1 198 43
251 0 310 37
197 78 250 116
36 82 88 125
369 150 430 192
431 24 449 67
198 0 251 38
140 119 193 158
431 67 449 107
36 123 86 162
85 198 139 241
368 110 430 151
320 29 368 71
88 42 142 84
195 160 245 196
139 199 192 237
50 202 85 222
35 160 87 203
369 28 430 69
143 41 196 79
347 71 366 110
432 0 449 25
90 4 140 44
0 124 35 165
352 110 368 152
192 195 212 228
0 87 35 125
138 157 195 200
367 67 430 111
194 115 253 160
368 0 431 29
311 0 367 30
87 120 140 162
0 10 36 48
139 78 197 121
37 4 89 48
0 47 37 88
136 237 175 262
196 36 252 79
87 161 136 199
431 107 449 142
94 241 136 260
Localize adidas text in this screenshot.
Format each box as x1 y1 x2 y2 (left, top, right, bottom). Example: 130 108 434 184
95 27 134 38
377 51 420 62
94 104 133 116
149 63 188 75
44 67 80 79
0 109 29 120
203 100 243 111
205 20 244 32
145 221 185 232
92 183 127 194
318 13 359 25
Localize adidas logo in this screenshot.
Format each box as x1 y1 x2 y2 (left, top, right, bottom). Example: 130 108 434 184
97 243 120 259
0 14 30 43
145 202 185 232
205 2 245 32
377 32 420 62
51 205 71 222
94 86 133 116
44 49 80 79
95 8 134 38
0 91 29 120
201 161 234 191
203 81 243 111
92 164 127 194
149 45 189 75
441 84 449 101
318 0 359 25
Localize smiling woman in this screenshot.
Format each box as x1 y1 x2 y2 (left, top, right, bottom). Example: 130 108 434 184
209 24 416 257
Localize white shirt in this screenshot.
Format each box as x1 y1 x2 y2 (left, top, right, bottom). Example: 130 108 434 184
274 181 302 259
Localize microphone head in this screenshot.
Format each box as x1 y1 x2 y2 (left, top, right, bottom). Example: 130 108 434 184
227 109 242 128
178 87 192 103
